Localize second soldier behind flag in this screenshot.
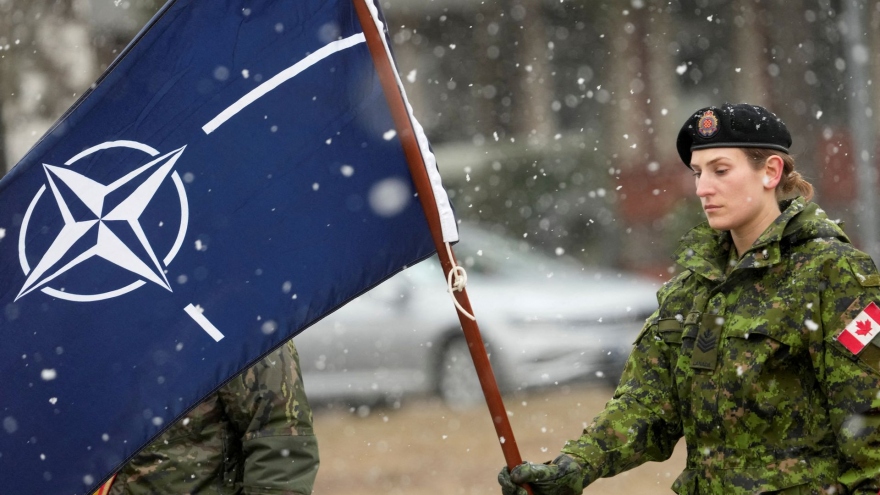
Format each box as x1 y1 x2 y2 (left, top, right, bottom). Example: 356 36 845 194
498 103 880 494
108 341 318 495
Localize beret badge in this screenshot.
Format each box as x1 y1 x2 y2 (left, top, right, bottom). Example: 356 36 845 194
697 110 719 138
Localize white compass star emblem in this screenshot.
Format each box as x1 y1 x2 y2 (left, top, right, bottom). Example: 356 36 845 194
16 145 188 301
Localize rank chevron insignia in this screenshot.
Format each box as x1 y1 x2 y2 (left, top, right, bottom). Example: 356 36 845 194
696 330 718 353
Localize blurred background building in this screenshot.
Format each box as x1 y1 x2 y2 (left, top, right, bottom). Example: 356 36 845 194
1 0 879 278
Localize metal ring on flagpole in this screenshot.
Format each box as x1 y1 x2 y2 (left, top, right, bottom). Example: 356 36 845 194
445 242 476 321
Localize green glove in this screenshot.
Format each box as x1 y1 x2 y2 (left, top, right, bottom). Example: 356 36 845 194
497 454 585 495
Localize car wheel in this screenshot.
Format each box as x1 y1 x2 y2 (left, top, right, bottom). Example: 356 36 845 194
437 337 484 409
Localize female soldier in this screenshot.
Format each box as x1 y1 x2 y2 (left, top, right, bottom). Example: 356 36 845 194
499 103 880 494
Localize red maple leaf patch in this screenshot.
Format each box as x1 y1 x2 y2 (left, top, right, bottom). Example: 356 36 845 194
855 319 873 336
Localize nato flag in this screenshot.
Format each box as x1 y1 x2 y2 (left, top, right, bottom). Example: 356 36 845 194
0 0 457 492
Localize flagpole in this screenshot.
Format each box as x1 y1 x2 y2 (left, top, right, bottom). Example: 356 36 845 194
352 0 532 489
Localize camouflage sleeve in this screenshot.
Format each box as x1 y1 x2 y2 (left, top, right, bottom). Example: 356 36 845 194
560 308 683 485
816 251 880 494
220 340 319 495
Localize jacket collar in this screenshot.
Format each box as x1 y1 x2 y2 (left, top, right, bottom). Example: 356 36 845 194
674 197 845 282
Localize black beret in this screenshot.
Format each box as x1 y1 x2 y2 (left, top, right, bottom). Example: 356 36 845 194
676 103 791 168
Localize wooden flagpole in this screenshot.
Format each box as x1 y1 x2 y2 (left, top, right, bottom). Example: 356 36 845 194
352 0 531 491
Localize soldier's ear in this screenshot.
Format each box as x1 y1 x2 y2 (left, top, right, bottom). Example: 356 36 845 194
763 155 783 190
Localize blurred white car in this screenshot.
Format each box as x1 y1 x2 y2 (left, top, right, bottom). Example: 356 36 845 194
293 223 659 408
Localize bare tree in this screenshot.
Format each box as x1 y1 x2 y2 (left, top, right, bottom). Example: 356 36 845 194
0 0 99 173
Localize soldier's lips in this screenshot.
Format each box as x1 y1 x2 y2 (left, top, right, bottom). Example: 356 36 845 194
703 205 721 213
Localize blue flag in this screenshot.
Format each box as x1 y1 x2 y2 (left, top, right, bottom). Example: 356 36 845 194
0 0 457 492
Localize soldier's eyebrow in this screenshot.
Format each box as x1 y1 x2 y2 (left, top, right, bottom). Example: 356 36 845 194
692 156 734 170
706 157 733 166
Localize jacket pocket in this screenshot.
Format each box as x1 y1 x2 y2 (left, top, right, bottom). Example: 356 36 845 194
722 321 810 436
724 317 795 373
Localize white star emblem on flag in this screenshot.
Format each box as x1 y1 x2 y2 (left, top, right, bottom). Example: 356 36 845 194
16 146 187 301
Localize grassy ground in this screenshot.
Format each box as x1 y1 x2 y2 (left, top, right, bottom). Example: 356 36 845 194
311 383 685 494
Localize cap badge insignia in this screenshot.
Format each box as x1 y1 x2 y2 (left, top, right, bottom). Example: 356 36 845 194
697 110 719 138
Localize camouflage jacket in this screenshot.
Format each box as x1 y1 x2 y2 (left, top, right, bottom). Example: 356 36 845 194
562 198 880 494
109 341 319 495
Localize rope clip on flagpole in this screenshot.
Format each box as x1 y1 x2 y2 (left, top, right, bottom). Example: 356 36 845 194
445 242 476 321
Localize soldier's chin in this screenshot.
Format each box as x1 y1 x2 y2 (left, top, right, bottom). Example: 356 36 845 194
706 217 732 231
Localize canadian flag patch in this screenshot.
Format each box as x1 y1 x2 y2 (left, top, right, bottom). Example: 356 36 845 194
836 301 880 354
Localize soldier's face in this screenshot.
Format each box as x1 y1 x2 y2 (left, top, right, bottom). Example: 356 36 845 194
690 148 777 233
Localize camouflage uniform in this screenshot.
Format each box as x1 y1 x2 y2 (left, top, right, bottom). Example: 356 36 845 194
561 198 880 494
109 341 319 495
